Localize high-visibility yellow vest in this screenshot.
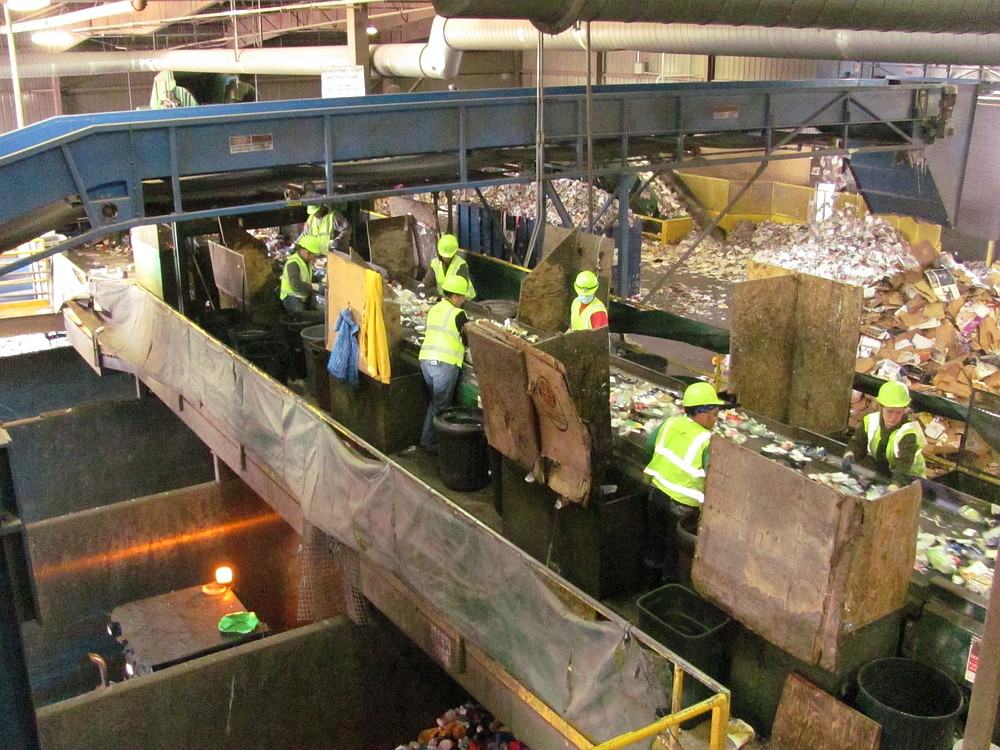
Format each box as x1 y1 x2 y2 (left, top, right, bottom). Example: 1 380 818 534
419 299 464 366
570 297 608 330
305 212 335 254
280 253 310 301
863 412 927 478
431 256 476 300
644 415 712 507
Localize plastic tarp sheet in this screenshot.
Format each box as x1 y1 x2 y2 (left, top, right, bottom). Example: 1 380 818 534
87 279 690 746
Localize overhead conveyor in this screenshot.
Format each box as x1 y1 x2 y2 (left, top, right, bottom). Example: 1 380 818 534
0 79 965 276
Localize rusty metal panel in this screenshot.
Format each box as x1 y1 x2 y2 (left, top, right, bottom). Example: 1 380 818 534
693 438 920 669
207 241 248 304
466 324 540 472
524 347 593 504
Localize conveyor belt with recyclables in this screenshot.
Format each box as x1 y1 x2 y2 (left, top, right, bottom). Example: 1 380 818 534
0 79 949 265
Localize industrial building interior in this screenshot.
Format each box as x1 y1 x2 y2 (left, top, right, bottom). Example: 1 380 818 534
3 2 1000 750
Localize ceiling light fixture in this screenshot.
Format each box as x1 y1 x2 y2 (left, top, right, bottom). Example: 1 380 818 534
5 0 51 12
366 25 377 35
30 28 75 48
6 0 135 33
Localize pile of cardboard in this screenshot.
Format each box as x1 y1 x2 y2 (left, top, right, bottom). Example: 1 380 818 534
856 250 1000 401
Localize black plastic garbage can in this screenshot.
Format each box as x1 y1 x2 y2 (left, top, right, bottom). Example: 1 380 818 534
637 584 731 715
198 307 242 346
856 658 963 750
230 326 288 383
301 324 330 411
676 510 699 587
433 407 490 491
280 312 324 381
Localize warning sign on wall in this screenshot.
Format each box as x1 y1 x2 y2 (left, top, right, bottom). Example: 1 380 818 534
967 635 981 684
229 134 273 154
321 66 366 98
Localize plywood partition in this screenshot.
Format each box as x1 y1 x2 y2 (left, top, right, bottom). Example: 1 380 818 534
693 438 921 670
731 262 862 434
517 226 613 334
367 215 419 280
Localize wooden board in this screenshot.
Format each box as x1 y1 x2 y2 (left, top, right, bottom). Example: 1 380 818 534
692 437 920 669
466 323 540 472
731 267 862 435
536 328 612 482
386 196 439 271
518 226 614 334
770 674 880 750
367 215 419 280
730 275 797 423
524 347 593 503
787 273 862 434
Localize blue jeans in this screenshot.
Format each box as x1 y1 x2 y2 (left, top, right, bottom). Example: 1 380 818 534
420 359 460 450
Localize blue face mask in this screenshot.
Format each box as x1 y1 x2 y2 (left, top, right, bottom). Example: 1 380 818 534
578 293 595 305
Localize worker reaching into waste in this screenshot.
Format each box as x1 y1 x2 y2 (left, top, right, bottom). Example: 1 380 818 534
569 270 608 331
279 235 321 313
841 380 927 489
420 233 476 300
643 382 725 584
418 275 470 455
303 204 352 255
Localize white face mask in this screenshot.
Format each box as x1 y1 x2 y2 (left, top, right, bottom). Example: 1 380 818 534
578 293 595 305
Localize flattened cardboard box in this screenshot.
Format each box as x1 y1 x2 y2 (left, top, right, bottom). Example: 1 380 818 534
692 438 921 671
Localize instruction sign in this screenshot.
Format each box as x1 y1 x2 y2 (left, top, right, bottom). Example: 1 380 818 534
967 635 980 683
321 65 366 98
229 134 273 154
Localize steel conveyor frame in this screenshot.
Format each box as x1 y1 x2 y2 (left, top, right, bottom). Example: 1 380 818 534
0 79 956 276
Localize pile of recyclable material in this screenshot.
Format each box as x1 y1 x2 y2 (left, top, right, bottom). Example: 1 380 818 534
390 282 435 345
477 178 633 232
395 703 528 750
915 504 999 598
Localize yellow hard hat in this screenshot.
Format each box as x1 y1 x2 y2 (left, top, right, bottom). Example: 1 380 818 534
296 234 321 254
682 382 724 407
437 234 459 258
574 270 599 294
441 275 469 296
306 205 320 216
877 380 911 408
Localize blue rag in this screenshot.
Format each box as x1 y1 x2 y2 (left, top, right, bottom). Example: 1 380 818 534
328 307 360 386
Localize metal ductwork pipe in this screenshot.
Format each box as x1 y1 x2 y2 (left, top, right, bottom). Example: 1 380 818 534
438 18 1000 66
372 17 462 79
432 0 1000 35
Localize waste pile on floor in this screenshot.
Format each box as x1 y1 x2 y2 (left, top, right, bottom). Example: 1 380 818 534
395 702 529 750
635 172 689 219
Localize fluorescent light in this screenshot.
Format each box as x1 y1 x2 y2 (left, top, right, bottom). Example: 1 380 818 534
5 0 51 12
9 0 135 32
365 25 377 35
30 28 75 48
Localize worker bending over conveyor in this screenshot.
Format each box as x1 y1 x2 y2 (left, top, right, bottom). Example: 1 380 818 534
569 270 608 331
280 235 321 313
421 234 476 300
643 382 725 584
842 380 927 489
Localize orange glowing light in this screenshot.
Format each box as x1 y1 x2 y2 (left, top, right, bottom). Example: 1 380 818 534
215 566 234 585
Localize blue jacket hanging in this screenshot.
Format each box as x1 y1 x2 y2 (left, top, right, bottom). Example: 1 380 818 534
328 307 359 386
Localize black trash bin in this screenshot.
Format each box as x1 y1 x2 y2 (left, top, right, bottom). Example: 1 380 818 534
433 407 490 491
280 312 324 381
301 324 330 411
230 325 289 383
637 584 731 715
856 658 963 750
198 307 242 346
676 511 699 587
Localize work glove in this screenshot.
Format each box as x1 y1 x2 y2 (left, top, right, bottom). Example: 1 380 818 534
887 484 900 492
417 282 426 289
841 452 854 472
310 282 320 292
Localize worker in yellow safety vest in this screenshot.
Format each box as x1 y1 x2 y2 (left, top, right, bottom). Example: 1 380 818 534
842 380 926 488
418 275 470 454
569 270 608 331
303 204 351 254
280 234 321 313
642 381 725 584
420 233 476 300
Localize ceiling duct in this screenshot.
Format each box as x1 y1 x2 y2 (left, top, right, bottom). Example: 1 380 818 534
432 0 1000 35
3 15 1000 81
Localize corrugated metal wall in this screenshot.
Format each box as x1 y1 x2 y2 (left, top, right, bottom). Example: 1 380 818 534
524 49 708 86
60 72 154 115
0 77 60 133
713 56 823 81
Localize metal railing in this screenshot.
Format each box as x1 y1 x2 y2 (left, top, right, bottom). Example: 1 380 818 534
0 239 51 318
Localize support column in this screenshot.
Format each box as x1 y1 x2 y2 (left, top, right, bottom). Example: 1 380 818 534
614 174 639 296
346 4 371 94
